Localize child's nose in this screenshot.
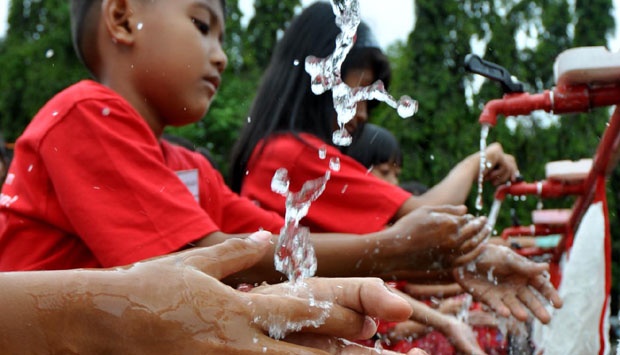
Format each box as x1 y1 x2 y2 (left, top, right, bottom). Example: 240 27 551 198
212 43 228 73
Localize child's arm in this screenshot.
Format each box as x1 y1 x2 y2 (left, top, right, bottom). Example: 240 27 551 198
198 204 488 284
0 232 415 354
394 142 518 219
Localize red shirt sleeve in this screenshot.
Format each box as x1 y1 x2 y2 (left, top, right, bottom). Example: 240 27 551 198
241 134 411 233
37 93 218 266
160 141 284 235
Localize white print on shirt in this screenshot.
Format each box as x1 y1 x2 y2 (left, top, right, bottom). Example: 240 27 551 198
175 169 200 203
4 173 15 185
0 193 19 208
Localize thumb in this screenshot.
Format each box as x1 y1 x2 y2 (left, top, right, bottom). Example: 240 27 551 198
182 231 273 280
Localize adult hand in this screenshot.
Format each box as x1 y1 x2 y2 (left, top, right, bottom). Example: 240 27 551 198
483 142 520 186
389 205 489 271
453 244 562 324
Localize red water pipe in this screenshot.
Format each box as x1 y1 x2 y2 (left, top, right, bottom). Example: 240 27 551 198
500 225 566 240
568 106 620 235
494 180 585 201
479 84 620 126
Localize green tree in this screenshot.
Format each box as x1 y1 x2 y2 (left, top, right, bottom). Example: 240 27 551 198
0 0 88 142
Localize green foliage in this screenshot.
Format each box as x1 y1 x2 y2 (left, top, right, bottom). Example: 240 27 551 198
0 0 88 141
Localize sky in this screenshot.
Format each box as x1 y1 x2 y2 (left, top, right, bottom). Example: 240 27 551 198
0 0 619 51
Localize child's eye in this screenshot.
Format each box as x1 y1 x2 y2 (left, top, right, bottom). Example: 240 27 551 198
192 18 210 35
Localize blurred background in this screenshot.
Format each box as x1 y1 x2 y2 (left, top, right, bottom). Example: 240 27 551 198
1 0 619 341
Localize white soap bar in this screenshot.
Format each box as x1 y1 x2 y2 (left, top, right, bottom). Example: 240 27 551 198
532 209 572 225
554 46 620 86
545 158 592 182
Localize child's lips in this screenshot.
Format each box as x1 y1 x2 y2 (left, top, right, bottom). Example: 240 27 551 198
203 75 221 95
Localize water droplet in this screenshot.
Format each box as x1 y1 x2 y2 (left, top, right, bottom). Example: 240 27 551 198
293 59 300 66
137 22 144 30
27 165 33 172
329 157 340 171
396 96 418 118
247 116 252 123
318 146 327 159
52 111 58 117
430 154 435 160
102 107 111 116
45 49 54 58
341 184 348 193
93 186 101 190
271 168 290 195
332 129 352 146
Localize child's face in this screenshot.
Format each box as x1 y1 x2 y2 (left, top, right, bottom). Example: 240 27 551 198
370 162 401 186
337 67 374 135
127 0 227 129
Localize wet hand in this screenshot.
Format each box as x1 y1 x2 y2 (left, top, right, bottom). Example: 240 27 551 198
453 244 563 324
482 142 519 186
106 231 417 354
390 205 489 270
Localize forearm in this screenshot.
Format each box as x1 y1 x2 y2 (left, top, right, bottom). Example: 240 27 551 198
0 270 117 353
416 153 479 206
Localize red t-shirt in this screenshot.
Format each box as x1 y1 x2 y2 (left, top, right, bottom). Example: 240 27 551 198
241 133 411 233
0 80 283 271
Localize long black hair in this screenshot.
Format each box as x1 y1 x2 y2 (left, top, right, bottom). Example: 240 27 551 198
229 2 390 192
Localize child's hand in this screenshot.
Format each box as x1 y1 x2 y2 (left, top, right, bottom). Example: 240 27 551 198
389 205 489 271
453 244 563 324
100 231 416 354
482 142 520 186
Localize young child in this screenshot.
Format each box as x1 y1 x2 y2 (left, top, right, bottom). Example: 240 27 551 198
0 0 559 329
0 0 489 278
346 123 403 186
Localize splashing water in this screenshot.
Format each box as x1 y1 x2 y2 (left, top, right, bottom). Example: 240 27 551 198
456 293 473 323
329 157 341 171
258 282 333 339
271 168 330 283
475 124 491 210
304 0 418 146
486 198 502 236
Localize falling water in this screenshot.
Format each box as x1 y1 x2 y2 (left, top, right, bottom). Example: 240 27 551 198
486 198 502 237
475 124 491 210
304 0 418 146
271 168 330 283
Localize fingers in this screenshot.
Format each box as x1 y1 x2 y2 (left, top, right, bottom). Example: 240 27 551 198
530 274 563 309
451 245 484 266
311 277 412 322
500 292 530 321
424 204 468 216
284 333 425 355
182 231 273 279
250 292 377 340
251 278 411 340
484 142 519 184
455 216 488 247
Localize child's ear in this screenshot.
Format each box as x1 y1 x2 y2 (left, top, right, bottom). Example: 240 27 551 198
102 0 136 45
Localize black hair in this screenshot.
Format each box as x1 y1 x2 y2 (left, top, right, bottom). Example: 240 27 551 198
399 180 429 196
70 0 227 77
345 123 402 169
229 2 390 192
